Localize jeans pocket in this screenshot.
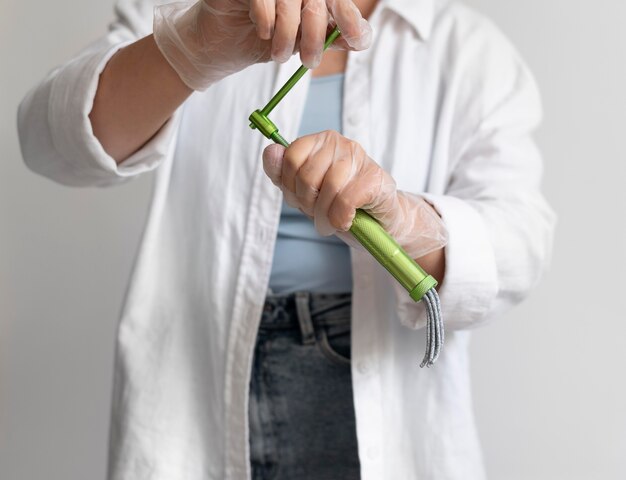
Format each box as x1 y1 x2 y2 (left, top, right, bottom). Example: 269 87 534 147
316 324 351 366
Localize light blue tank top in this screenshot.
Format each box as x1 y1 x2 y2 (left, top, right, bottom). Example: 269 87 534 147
269 73 352 294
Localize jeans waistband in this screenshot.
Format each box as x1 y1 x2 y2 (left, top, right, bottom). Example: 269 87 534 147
261 291 352 335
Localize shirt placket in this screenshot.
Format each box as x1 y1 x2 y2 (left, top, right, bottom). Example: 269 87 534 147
343 35 386 480
224 58 311 480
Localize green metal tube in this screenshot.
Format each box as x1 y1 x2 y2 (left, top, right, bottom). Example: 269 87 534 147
349 210 437 302
260 28 341 117
251 131 437 301
250 27 342 129
248 26 437 302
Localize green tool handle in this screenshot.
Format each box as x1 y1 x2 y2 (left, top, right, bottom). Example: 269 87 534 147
266 137 436 302
349 210 437 302
250 26 437 302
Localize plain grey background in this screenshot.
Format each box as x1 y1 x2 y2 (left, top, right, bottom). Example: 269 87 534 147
1 0 625 479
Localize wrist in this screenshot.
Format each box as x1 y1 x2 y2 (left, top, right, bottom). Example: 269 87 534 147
153 2 220 91
391 192 449 260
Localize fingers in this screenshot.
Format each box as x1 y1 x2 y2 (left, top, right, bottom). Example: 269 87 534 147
280 134 312 193
327 159 384 230
249 0 276 40
313 138 362 234
278 132 329 214
263 131 387 237
327 0 372 50
300 0 328 68
251 0 371 65
291 133 335 215
271 0 302 62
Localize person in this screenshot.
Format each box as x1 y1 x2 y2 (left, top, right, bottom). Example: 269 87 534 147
17 0 556 478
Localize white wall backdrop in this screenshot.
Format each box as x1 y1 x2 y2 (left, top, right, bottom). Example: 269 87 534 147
1 1 624 479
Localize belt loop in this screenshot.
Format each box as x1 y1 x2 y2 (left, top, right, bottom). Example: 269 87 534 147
294 292 315 345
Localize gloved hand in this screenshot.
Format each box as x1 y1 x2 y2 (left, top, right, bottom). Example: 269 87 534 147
262 131 449 259
153 0 372 91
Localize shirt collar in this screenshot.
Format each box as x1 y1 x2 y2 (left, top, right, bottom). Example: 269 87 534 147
379 0 434 40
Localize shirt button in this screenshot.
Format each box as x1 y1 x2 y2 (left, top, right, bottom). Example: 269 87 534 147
353 52 367 65
258 226 272 244
357 360 370 375
347 113 360 126
366 446 379 460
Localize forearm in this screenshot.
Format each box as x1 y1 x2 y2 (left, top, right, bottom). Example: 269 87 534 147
89 34 192 163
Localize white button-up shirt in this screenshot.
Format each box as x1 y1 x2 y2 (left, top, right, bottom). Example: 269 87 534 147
17 0 556 478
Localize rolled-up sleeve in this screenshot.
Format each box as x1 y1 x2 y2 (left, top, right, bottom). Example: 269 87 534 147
17 0 178 187
396 21 556 332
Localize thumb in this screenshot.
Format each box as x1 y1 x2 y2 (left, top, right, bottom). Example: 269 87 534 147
262 143 286 186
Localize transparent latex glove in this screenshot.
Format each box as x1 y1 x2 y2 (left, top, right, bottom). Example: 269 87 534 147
262 131 449 260
153 0 372 91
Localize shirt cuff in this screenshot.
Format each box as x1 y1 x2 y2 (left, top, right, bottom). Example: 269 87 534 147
48 41 178 185
394 193 499 331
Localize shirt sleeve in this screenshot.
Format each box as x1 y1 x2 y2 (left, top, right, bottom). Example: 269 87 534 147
17 0 179 187
395 18 557 332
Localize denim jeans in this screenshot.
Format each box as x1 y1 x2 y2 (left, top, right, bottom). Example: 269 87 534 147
248 291 360 480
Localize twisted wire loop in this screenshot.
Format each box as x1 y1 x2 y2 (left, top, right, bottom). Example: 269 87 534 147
420 288 444 368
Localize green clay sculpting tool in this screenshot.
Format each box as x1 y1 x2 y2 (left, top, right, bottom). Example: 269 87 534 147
249 26 444 367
